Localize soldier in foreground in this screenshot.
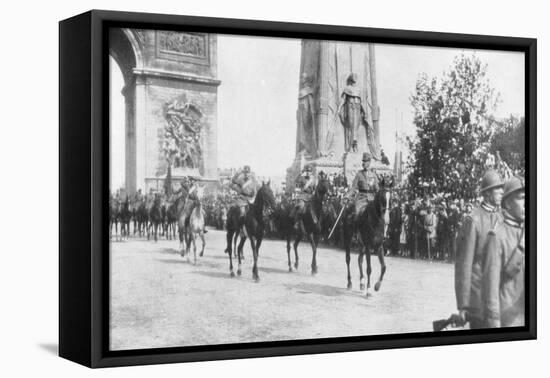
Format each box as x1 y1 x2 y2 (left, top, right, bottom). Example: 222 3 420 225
455 170 504 329
345 152 379 225
482 176 525 328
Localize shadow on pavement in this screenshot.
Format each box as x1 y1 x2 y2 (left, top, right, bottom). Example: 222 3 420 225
284 282 352 297
192 270 237 281
259 266 291 274
158 248 181 255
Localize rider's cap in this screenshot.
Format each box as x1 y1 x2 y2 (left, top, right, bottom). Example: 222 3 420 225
362 152 371 162
243 165 251 173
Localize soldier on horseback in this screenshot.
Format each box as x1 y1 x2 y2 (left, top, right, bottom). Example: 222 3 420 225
180 176 207 233
345 152 380 224
291 164 317 232
229 165 257 220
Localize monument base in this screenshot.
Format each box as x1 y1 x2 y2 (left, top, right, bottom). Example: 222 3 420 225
286 152 392 194
343 151 393 183
285 153 343 194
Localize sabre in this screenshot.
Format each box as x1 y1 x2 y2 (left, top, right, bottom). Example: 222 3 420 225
328 200 348 239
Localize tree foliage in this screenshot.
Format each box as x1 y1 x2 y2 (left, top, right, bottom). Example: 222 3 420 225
490 115 525 174
406 53 506 200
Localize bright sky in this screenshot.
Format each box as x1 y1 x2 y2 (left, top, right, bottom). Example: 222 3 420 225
110 35 524 188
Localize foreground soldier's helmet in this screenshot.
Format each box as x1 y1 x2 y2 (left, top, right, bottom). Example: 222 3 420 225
502 176 525 200
480 170 504 193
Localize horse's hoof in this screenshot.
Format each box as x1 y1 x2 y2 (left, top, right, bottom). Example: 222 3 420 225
294 262 299 270
237 269 242 276
360 283 365 291
200 252 204 257
347 282 352 290
254 277 260 283
374 282 382 291
311 267 318 276
230 271 235 277
288 266 293 273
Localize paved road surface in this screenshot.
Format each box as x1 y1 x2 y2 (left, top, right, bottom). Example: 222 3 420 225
110 229 455 350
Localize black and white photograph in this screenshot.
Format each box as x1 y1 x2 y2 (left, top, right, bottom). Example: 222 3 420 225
107 27 527 351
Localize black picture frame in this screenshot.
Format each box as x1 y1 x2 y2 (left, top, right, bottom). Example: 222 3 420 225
59 9 537 368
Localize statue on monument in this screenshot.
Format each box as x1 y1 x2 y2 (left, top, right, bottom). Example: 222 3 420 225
336 73 379 159
296 73 317 157
163 100 204 169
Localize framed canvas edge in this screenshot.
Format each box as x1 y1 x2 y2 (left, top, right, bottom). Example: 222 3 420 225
58 9 538 368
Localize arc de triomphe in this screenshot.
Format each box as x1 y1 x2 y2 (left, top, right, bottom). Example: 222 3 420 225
109 28 220 194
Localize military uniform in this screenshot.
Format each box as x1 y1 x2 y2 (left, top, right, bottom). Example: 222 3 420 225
291 166 317 226
346 154 379 223
482 211 524 328
455 170 504 328
181 178 199 223
481 176 525 328
230 166 257 218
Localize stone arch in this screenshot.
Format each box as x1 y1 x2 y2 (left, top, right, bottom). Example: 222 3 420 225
109 28 141 194
109 28 221 194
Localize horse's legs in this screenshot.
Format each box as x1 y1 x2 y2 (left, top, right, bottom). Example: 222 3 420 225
366 247 373 296
185 227 192 262
308 232 318 275
225 228 233 255
228 230 235 277
374 245 387 291
192 233 197 264
250 237 259 282
286 230 293 272
178 225 185 257
199 232 205 257
358 249 365 291
237 233 246 263
345 247 352 290
235 234 242 276
293 232 301 270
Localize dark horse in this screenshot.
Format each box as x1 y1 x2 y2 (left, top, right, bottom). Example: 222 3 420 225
224 181 276 281
135 198 149 237
342 181 392 296
147 194 162 242
119 196 132 240
284 177 331 275
109 197 120 241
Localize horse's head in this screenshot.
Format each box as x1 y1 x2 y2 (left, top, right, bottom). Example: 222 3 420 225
376 176 394 233
257 180 277 213
315 176 332 198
